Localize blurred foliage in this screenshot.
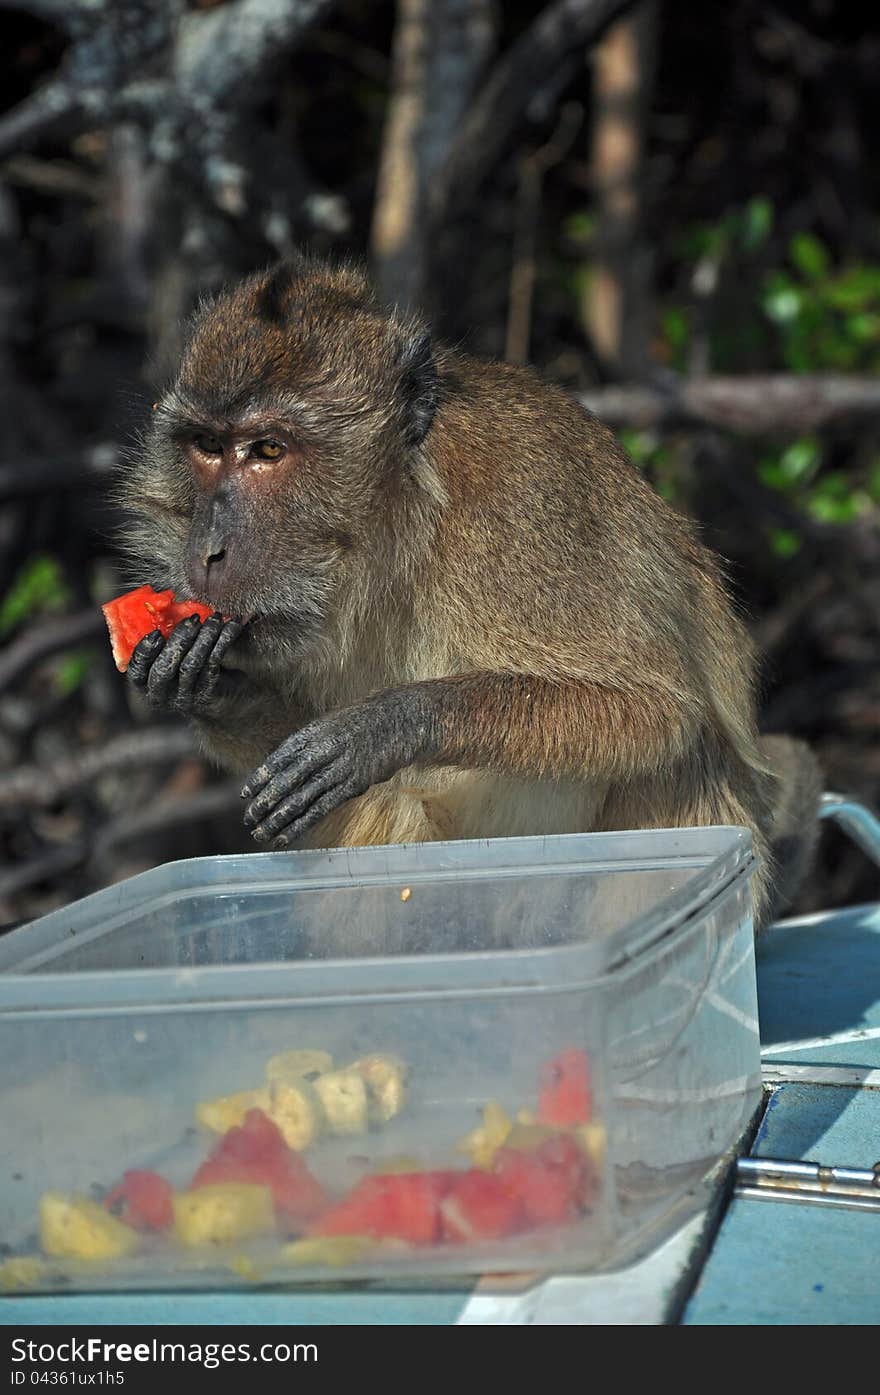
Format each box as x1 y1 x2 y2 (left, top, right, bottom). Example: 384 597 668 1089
0 555 70 637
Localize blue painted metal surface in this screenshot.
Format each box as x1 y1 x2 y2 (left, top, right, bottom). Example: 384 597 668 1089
683 901 880 1325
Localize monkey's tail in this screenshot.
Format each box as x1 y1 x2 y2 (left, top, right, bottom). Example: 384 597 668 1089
758 733 824 922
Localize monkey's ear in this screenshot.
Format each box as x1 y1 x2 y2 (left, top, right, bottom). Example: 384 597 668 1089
398 327 438 447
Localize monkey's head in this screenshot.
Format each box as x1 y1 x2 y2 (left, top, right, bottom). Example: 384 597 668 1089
121 255 440 651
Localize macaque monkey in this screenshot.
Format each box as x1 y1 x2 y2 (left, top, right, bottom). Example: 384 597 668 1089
120 254 821 932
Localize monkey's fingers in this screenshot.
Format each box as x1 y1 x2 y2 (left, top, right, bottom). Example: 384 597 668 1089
175 614 225 707
243 741 337 829
192 616 247 695
247 763 347 844
127 630 165 687
241 723 333 800
142 614 204 707
250 770 361 848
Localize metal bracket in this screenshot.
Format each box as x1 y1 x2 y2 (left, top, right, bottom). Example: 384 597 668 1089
735 1156 880 1213
819 794 880 869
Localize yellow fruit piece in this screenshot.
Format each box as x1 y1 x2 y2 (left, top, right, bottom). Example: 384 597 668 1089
266 1049 334 1082
267 1077 322 1150
281 1235 374 1268
195 1087 270 1135
504 1122 562 1152
312 1068 369 1137
351 1053 408 1124
228 1254 263 1283
574 1121 607 1169
456 1100 513 1169
173 1184 275 1248
378 1155 422 1174
0 1256 46 1292
516 1108 537 1126
39 1193 140 1263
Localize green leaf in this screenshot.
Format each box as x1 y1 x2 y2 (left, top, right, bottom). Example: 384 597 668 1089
769 528 802 558
778 437 821 483
741 196 773 251
789 232 830 281
0 555 71 636
562 211 595 243
54 651 94 695
762 278 803 325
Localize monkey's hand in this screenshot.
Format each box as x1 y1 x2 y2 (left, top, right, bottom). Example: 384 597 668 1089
241 693 430 847
128 613 248 716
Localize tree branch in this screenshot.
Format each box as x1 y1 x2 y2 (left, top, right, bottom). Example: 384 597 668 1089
431 0 638 226
579 374 880 435
0 727 199 808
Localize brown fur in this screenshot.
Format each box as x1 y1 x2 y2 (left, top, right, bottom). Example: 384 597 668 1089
119 254 822 931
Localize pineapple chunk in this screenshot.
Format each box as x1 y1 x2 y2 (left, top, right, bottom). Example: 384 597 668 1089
456 1100 513 1169
504 1121 561 1152
39 1193 140 1262
173 1183 274 1248
266 1049 333 1081
281 1235 374 1268
0 1256 47 1292
312 1068 369 1136
266 1077 323 1150
574 1120 607 1169
195 1087 270 1135
351 1053 408 1124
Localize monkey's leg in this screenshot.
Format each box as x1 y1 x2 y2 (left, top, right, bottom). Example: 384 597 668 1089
240 673 698 847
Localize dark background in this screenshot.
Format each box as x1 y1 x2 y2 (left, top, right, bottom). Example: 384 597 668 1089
1 0 878 929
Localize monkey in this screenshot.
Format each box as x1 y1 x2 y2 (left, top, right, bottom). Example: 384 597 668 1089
119 252 822 939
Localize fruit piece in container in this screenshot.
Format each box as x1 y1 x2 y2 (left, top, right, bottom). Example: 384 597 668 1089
266 1049 333 1082
457 1100 513 1170
350 1053 408 1124
102 584 213 673
537 1048 592 1127
281 1235 375 1268
311 1171 455 1246
493 1147 576 1226
173 1183 275 1247
440 1171 522 1243
40 1193 141 1262
267 1077 323 1150
0 1257 47 1292
192 1108 327 1225
196 1087 271 1136
312 1068 369 1136
103 1169 175 1232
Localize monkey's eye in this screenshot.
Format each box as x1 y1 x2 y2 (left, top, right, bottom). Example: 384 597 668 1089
193 434 223 455
252 439 285 461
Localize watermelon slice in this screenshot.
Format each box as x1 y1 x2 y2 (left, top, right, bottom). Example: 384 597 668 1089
439 1170 522 1243
192 1108 328 1227
310 1170 456 1246
537 1048 592 1127
102 584 213 673
103 1169 175 1232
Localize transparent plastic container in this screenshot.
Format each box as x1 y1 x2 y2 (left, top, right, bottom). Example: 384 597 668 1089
0 828 761 1294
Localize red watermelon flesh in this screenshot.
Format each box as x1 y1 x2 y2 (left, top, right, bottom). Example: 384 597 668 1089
102 584 213 672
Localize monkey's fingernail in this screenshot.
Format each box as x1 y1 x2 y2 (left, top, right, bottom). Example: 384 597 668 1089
272 835 289 850
240 785 250 798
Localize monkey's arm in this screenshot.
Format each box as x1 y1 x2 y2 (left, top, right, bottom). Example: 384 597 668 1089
241 672 698 846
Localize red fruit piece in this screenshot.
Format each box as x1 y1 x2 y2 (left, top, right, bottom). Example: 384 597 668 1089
441 1170 522 1244
103 1169 175 1232
537 1048 592 1127
311 1171 456 1246
192 1109 327 1225
492 1149 574 1227
102 584 213 672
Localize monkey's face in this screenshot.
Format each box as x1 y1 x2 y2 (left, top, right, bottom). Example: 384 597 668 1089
122 259 437 653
